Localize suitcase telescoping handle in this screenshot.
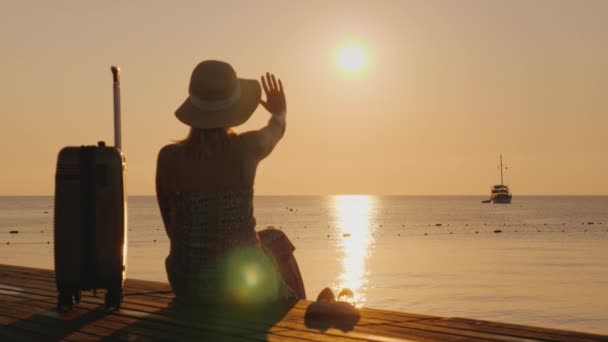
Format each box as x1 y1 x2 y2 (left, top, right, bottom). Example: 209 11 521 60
111 66 122 151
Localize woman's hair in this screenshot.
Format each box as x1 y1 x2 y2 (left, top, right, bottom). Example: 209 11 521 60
176 127 237 159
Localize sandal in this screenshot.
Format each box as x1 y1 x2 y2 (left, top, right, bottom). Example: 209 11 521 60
337 288 355 305
305 287 360 331
316 287 336 303
306 287 358 317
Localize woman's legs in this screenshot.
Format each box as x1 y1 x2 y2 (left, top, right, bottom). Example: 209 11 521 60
258 228 306 299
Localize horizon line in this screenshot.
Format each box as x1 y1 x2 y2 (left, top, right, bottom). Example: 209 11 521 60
1 194 608 197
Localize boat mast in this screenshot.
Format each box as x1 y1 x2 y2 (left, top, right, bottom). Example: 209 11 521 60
500 155 504 186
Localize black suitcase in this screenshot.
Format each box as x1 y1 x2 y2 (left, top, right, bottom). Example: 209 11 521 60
54 66 127 311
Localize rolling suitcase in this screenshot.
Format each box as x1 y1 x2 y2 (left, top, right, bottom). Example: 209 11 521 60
54 66 127 311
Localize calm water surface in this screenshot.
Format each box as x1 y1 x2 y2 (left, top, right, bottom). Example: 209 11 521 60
1 196 607 334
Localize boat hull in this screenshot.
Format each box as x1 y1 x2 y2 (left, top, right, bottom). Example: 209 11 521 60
491 195 512 204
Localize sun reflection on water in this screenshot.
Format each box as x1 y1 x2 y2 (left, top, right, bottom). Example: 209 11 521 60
333 195 375 306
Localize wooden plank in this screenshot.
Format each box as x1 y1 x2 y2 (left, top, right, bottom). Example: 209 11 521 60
0 298 138 341
0 270 398 341
0 312 104 342
0 289 273 341
383 320 541 342
0 277 399 342
2 264 607 342
0 300 151 340
447 318 608 342
271 323 417 342
407 318 592 342
0 324 47 342
0 265 428 322
0 267 421 331
0 278 292 341
0 286 272 342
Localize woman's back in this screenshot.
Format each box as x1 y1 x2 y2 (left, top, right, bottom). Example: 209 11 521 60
158 134 259 247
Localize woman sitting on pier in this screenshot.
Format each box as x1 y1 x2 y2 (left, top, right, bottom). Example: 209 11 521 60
155 60 306 304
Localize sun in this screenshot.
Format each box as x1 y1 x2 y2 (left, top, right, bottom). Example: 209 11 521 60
336 43 367 74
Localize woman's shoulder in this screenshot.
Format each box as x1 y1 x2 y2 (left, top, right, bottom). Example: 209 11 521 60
157 143 181 165
159 143 181 155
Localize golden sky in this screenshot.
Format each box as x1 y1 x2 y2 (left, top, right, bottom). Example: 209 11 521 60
1 0 606 195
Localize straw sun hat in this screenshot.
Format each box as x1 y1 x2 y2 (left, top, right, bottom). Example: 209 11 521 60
175 60 261 129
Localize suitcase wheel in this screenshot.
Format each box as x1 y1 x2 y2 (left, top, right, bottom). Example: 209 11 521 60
57 290 81 312
105 288 123 310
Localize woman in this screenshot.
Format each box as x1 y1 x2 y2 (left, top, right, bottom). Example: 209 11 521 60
156 60 306 304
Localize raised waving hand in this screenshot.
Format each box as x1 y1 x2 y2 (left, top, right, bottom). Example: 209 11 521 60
260 72 286 116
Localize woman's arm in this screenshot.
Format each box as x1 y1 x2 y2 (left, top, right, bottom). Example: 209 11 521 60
155 145 173 238
241 73 287 160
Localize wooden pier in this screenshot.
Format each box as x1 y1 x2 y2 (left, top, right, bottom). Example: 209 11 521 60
1 264 606 341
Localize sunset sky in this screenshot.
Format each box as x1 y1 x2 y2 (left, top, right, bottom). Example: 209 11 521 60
1 0 606 195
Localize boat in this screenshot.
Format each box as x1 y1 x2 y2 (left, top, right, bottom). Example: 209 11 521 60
482 155 512 204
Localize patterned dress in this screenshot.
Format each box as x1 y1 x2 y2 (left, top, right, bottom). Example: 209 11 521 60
166 189 297 304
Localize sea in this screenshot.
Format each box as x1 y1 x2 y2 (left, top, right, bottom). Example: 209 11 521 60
1 195 607 334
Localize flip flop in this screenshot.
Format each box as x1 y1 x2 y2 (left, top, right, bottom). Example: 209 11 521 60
337 288 355 305
316 287 336 303
306 287 358 318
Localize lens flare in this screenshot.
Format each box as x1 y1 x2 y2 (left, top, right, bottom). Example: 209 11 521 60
221 247 281 303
